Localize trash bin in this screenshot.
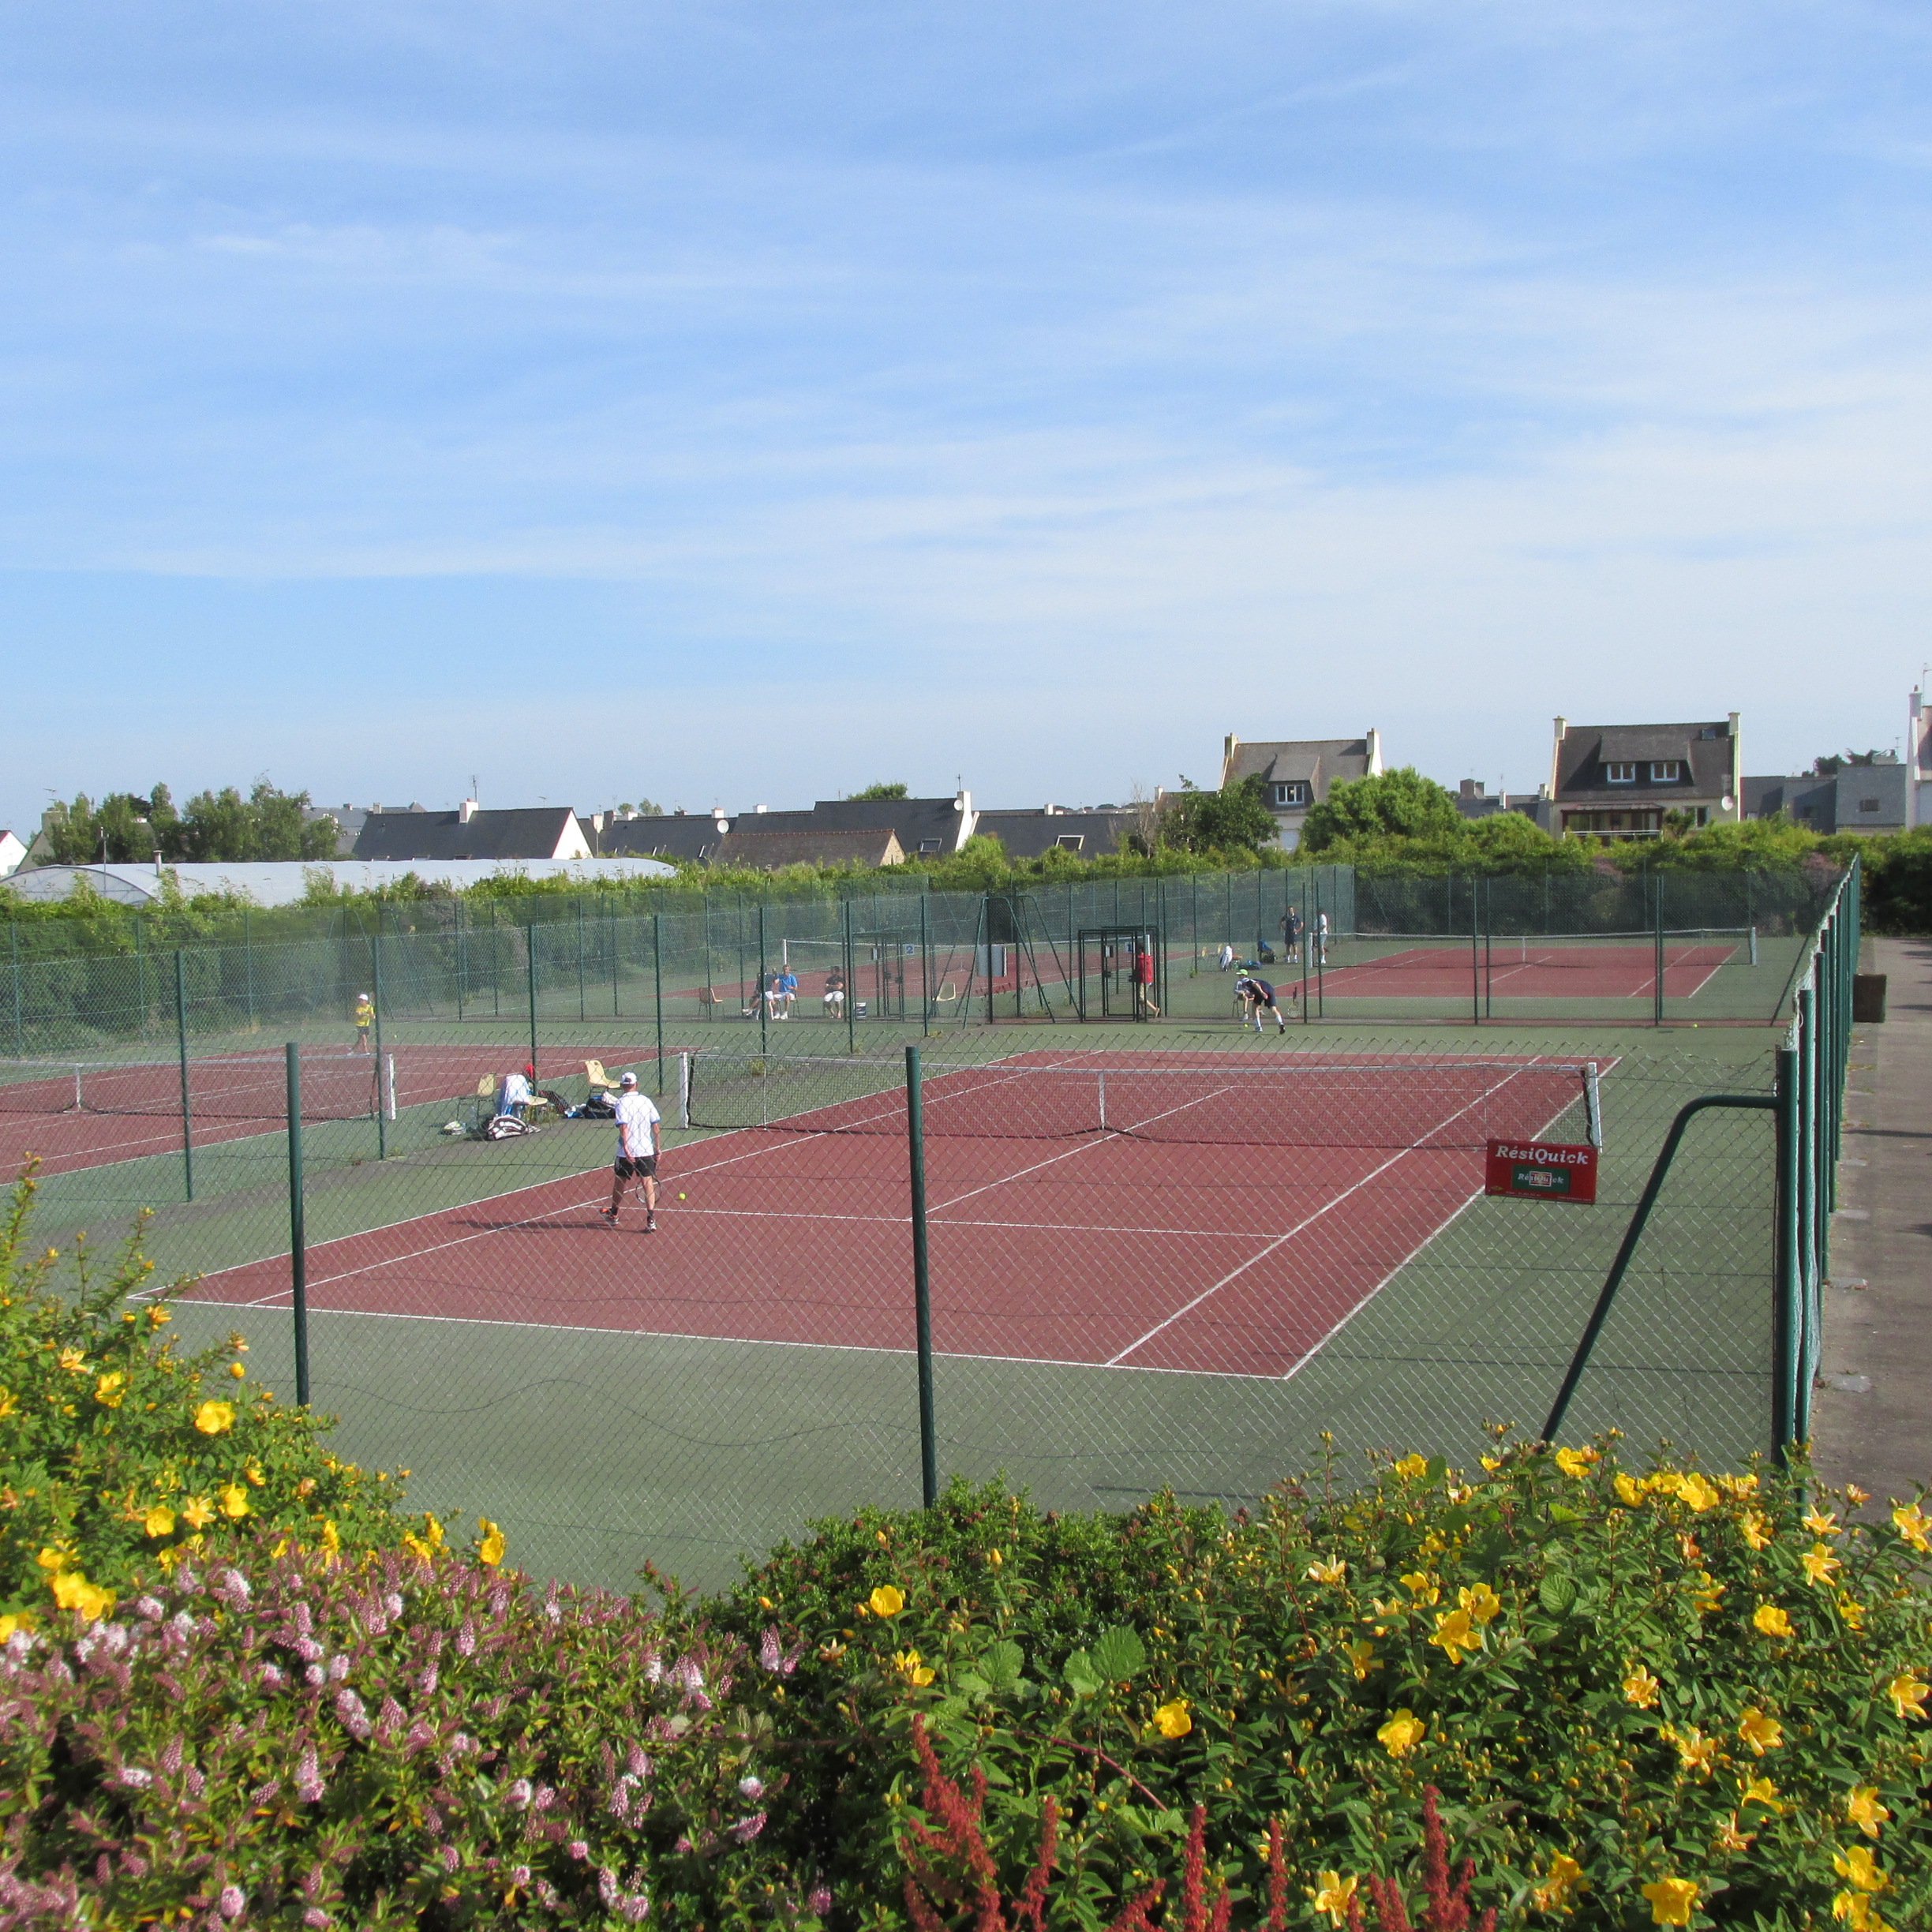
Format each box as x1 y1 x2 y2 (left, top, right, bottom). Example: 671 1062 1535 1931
1853 974 1887 1023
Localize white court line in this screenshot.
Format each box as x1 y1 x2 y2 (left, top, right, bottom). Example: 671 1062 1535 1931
1103 1062 1553 1368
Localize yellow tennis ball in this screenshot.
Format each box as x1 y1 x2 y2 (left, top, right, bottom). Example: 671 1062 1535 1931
678 1192 687 1200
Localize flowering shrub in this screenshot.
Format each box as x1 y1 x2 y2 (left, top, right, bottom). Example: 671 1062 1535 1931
0 1170 416 1626
719 1448 1932 1926
0 1542 814 1926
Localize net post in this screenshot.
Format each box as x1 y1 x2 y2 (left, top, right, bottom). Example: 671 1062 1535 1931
174 949 194 1203
384 1052 397 1122
526 923 540 1081
652 913 665 1094
1749 924 1758 967
371 935 388 1160
904 1044 939 1510
1300 873 1309 1024
1584 1061 1601 1148
1097 1069 1107 1131
286 1042 310 1410
678 1050 692 1129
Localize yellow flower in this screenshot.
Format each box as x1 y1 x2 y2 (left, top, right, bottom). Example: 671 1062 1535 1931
1531 1852 1586 1911
1885 1672 1927 1722
180 1496 215 1530
1310 1873 1359 1925
1847 1788 1890 1839
193 1400 234 1435
93 1372 126 1409
403 1532 436 1560
1846 1484 1868 1505
1717 1473 1758 1498
1623 1665 1661 1709
244 1460 265 1486
1737 1707 1783 1755
987 1548 1002 1567
1678 1473 1719 1513
146 1305 170 1327
1344 1639 1380 1680
227 1361 246 1380
1554 1446 1599 1478
1739 1776 1783 1812
1689 1573 1724 1616
1400 1571 1441 1604
219 1484 249 1520
1393 1454 1428 1481
0 1390 15 1421
1428 1608 1481 1664
1615 1473 1644 1507
1803 1543 1843 1588
50 1570 114 1623
1713 1814 1754 1854
1739 1511 1772 1550
35 1546 72 1574
1891 1503 1930 1551
477 1519 505 1567
143 1505 175 1538
1152 1698 1193 1739
1641 1876 1699 1925
1459 1582 1503 1625
1753 1603 1792 1638
1804 1507 1841 1537
1832 1893 1893 1930
58 1348 86 1374
1834 1845 1888 1893
1837 1596 1866 1630
1306 1557 1346 1585
1661 1724 1717 1779
868 1585 905 1618
1377 1709 1425 1758
1479 1455 1501 1473
318 1519 340 1556
892 1649 936 1687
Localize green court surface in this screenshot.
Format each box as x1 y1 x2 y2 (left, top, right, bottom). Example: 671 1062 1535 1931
112 1016 1783 1594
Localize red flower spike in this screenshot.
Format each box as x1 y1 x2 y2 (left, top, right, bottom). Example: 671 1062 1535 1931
1106 1884 1166 1932
1264 1819 1289 1932
1181 1804 1208 1932
1015 1799 1058 1932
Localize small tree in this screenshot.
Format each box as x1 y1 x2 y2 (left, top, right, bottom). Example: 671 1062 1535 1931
1299 769 1461 853
1161 775 1276 854
851 782 910 800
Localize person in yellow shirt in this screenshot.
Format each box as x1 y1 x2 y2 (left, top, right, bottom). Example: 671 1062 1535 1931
353 992 375 1054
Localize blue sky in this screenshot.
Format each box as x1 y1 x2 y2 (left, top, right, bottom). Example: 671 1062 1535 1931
6 0 1930 833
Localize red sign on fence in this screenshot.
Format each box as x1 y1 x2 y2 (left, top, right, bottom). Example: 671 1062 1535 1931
1484 1139 1598 1205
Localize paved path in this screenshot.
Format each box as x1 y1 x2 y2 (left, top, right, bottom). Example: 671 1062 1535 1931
1812 935 1932 1510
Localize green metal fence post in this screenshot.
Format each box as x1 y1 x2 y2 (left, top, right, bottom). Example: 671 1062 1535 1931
611 899 620 1019
526 923 540 1080
244 907 256 1032
757 902 769 1056
9 923 21 1058
1653 875 1667 1027
905 1045 939 1509
653 914 665 1095
577 898 587 1022
456 899 467 1023
284 1043 310 1407
1774 1043 1801 1459
920 891 934 1038
1470 875 1481 1028
844 898 858 1054
174 950 194 1203
371 935 388 1160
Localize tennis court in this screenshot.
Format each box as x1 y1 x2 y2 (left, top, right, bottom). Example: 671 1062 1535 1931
170 1050 1601 1382
0 1042 668 1180
1317 934 1744 1002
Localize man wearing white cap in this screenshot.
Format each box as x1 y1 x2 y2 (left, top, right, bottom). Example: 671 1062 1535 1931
601 1070 662 1231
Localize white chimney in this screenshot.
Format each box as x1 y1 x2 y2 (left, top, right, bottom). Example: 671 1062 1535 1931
459 799 478 824
755 803 767 813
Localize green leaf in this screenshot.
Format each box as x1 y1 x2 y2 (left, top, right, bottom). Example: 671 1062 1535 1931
1063 1651 1102 1695
1539 1570 1578 1616
1089 1626 1148 1682
979 1640 1026 1691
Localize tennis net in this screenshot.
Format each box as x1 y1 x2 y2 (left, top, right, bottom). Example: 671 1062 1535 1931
1328 927 1757 971
0 1050 384 1122
680 1050 1602 1152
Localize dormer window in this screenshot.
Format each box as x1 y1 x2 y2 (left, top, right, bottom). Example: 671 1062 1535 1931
1605 762 1637 784
1271 781 1310 807
1650 761 1682 783
917 839 942 855
1054 834 1084 851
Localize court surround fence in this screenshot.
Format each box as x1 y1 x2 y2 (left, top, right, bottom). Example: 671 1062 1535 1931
2 863 1844 1059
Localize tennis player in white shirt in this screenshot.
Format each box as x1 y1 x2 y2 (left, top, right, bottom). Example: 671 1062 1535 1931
601 1071 662 1232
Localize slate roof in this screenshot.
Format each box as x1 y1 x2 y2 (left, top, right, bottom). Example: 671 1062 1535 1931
1552 721 1738 805
973 809 1140 860
590 814 728 863
739 796 972 859
1220 737 1376 797
352 807 584 863
713 829 905 870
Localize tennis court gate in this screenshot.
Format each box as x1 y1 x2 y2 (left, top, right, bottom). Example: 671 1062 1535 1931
1075 925 1166 1021
846 927 921 1022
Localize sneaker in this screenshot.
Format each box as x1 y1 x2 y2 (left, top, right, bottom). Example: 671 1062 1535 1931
601 1209 619 1227
645 1215 659 1234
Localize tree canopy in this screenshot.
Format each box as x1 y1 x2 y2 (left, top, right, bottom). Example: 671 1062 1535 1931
1159 773 1277 854
1298 768 1462 852
849 782 909 800
41 782 339 865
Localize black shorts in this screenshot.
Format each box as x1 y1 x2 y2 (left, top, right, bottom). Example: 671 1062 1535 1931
614 1155 657 1180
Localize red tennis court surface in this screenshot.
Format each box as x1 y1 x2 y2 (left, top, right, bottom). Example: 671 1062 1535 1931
1315 940 1738 1002
178 1051 1597 1380
0 1043 667 1181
